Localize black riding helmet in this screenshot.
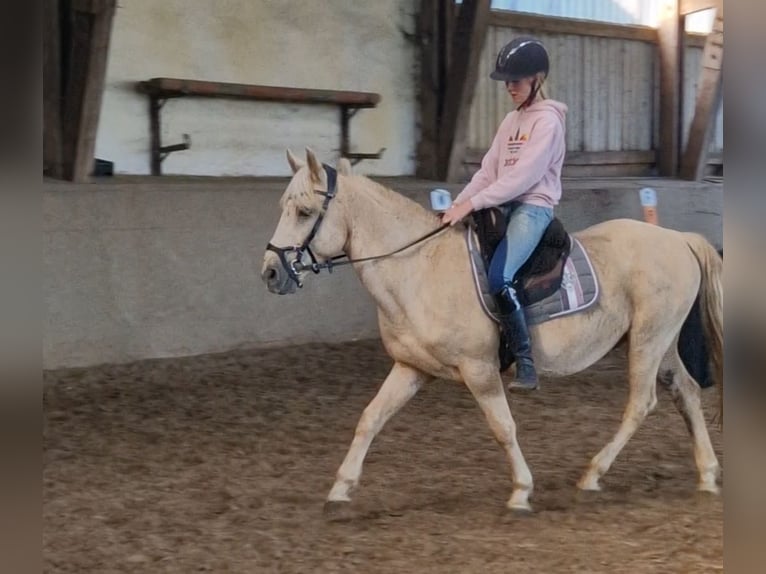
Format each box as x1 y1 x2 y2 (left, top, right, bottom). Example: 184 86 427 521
490 36 550 82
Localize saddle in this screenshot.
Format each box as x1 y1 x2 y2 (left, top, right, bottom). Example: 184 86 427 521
471 207 571 306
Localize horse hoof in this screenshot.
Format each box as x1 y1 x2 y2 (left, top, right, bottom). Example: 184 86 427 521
697 483 721 496
499 504 533 523
576 478 601 492
505 501 533 515
323 500 354 522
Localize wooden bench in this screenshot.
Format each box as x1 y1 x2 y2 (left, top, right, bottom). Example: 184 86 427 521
136 78 384 175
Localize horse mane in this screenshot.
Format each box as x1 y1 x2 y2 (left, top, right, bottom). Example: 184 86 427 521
280 169 443 228
341 174 443 227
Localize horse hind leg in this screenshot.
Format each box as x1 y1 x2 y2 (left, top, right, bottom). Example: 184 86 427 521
658 345 721 493
326 362 430 505
577 336 665 491
462 361 534 512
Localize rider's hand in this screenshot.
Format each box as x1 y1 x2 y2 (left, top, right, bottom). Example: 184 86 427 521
441 201 473 226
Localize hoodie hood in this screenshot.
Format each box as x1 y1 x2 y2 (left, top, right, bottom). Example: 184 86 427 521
521 99 568 123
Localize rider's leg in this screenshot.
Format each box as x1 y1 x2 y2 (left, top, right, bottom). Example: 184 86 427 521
488 202 554 389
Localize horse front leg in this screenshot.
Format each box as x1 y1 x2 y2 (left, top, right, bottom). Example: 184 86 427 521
326 362 430 507
462 360 534 512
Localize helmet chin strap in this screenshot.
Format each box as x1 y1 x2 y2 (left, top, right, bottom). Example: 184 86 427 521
520 78 542 109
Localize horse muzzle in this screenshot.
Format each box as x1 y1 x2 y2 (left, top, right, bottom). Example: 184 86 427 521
261 257 297 295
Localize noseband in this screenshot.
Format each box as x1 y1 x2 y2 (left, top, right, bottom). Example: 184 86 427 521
267 163 450 288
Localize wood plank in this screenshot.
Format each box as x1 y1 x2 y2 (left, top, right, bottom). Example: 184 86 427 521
596 37 609 151
657 0 683 176
582 36 597 151
680 0 716 15
464 148 655 166
638 41 655 151
680 3 723 180
565 150 656 165
607 38 622 150
568 35 583 152
621 39 636 151
686 32 707 48
137 78 380 107
467 22 486 152
489 10 657 43
438 0 491 182
491 28 506 144
561 163 654 178
43 0 63 178
62 0 117 182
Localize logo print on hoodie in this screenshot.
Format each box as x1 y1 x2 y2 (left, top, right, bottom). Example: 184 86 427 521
504 126 528 167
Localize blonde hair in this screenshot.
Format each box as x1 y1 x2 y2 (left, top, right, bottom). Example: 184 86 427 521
518 72 548 109
534 72 548 100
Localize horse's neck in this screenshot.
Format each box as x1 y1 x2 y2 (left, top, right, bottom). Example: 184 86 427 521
342 177 440 260
340 177 442 308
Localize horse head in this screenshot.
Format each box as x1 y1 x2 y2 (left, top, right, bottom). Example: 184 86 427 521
261 148 350 294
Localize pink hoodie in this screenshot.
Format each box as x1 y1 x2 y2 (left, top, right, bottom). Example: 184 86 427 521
455 99 568 211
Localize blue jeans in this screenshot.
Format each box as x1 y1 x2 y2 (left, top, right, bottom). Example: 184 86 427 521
488 201 554 293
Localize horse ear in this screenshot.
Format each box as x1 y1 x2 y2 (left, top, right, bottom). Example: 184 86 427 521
337 157 353 176
305 147 323 183
286 149 304 174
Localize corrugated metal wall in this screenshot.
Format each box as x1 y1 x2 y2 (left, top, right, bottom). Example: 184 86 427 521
468 26 657 153
468 22 723 157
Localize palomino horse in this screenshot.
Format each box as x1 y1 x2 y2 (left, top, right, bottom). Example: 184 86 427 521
261 148 723 513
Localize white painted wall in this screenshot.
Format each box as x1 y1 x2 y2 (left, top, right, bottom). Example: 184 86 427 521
95 0 419 176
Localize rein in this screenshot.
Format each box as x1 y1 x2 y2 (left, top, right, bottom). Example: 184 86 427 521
266 164 450 288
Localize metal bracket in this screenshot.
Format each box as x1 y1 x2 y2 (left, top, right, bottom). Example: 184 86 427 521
345 149 387 166
148 96 192 175
160 133 191 162
339 105 386 166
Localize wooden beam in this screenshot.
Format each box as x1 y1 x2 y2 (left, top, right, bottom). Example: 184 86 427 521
685 32 707 48
43 0 63 178
563 150 656 166
465 149 656 166
561 163 654 178
657 0 684 176
137 78 380 106
489 10 657 43
680 0 715 15
680 3 723 180
416 0 446 178
62 0 116 182
465 149 655 177
437 0 491 182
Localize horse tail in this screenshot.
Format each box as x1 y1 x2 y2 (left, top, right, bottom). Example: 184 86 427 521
684 232 723 425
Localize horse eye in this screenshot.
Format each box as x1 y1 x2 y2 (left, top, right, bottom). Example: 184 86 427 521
297 208 312 219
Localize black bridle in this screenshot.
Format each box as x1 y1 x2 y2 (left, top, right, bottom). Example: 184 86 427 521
266 164 450 288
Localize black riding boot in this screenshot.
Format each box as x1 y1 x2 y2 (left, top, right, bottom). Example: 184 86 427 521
496 285 539 390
